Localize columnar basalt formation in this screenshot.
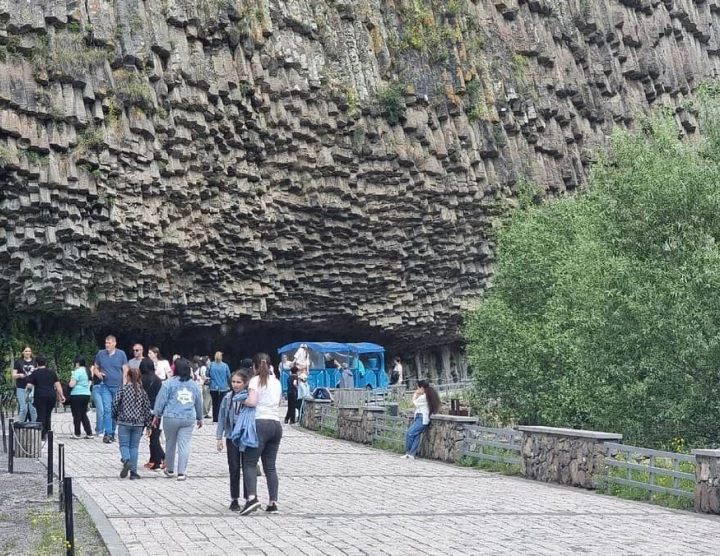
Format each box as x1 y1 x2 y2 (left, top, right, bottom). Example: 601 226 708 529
0 0 718 352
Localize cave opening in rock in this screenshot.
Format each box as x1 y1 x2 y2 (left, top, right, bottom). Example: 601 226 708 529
93 317 396 369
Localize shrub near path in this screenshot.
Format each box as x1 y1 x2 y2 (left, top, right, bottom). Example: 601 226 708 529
466 95 720 450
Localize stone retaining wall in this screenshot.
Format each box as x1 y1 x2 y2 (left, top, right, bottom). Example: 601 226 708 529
337 407 385 444
518 426 622 489
693 449 720 514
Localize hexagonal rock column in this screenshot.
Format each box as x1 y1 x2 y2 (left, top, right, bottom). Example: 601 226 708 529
518 426 623 489
692 449 720 514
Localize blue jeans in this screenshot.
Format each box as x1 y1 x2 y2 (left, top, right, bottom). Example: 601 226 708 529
95 384 119 438
16 388 37 422
118 425 144 473
163 418 195 475
91 386 104 434
405 414 427 456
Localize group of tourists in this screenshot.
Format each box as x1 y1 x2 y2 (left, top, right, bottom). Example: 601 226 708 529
11 336 284 514
12 337 437 514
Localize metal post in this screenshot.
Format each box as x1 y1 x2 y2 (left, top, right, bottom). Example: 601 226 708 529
47 431 54 497
58 443 65 511
1 410 6 454
8 419 14 474
63 477 75 556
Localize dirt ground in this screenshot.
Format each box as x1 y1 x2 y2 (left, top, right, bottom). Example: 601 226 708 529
0 447 108 556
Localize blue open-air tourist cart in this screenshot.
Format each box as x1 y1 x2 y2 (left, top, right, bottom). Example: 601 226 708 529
277 341 388 394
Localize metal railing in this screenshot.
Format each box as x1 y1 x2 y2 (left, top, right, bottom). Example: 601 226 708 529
318 404 338 433
373 413 410 450
461 425 522 465
603 442 695 501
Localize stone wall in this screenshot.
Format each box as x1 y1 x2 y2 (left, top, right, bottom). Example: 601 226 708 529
1 0 719 354
299 398 328 431
518 426 622 489
417 414 477 462
693 449 720 514
337 406 384 444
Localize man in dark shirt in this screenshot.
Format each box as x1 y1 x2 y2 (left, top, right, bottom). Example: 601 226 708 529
12 345 37 422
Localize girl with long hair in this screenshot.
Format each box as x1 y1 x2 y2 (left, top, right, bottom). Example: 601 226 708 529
401 380 441 459
148 347 171 381
239 352 283 515
153 358 203 481
216 369 254 511
111 367 152 479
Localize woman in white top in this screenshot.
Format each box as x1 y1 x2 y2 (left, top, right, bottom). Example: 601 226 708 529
239 352 283 515
148 347 172 381
402 380 441 459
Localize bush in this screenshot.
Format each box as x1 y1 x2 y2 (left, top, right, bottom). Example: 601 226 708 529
377 83 406 126
466 99 720 449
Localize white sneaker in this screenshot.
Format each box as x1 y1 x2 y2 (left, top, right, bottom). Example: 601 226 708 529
400 454 410 459
177 474 187 481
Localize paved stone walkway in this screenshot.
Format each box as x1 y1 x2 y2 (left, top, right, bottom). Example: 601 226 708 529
46 411 720 555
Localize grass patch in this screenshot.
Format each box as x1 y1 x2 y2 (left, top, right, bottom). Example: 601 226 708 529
372 438 405 454
458 451 521 475
114 69 154 112
598 455 695 510
318 427 337 438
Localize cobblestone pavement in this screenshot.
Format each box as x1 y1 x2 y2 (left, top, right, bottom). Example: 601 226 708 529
45 410 720 555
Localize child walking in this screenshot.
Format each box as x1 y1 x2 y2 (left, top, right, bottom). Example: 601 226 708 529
216 370 253 511
112 368 152 479
401 380 441 459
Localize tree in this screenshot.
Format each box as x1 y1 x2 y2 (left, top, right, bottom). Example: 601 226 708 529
466 101 720 449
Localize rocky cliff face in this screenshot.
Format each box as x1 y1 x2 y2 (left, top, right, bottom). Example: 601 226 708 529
0 0 717 356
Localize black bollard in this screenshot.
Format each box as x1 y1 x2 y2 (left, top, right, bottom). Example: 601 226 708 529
8 419 14 474
47 431 54 497
63 477 75 556
1 410 6 454
58 443 65 511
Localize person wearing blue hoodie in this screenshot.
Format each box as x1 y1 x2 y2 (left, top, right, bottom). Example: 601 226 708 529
208 351 231 423
216 369 256 511
153 358 203 481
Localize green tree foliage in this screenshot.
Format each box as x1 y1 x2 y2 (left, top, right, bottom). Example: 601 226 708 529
466 101 720 449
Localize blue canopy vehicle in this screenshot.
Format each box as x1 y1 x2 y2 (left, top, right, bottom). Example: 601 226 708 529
277 341 388 394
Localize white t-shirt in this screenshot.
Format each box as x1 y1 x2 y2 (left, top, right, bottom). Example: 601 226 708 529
394 362 403 383
249 375 281 421
155 360 171 381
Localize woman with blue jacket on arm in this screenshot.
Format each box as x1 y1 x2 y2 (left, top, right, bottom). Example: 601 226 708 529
208 351 231 423
217 369 256 511
153 358 203 481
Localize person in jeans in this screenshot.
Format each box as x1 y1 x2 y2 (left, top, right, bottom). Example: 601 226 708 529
25 355 65 439
153 358 203 481
90 364 104 436
208 351 231 423
12 345 37 423
401 380 441 460
140 357 165 470
216 369 254 511
112 368 152 480
239 352 283 515
69 355 93 439
93 335 129 443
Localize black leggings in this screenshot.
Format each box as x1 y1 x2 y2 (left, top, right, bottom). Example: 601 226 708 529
210 391 226 423
243 420 283 502
226 438 247 501
34 397 56 439
150 426 165 465
284 394 297 423
70 395 93 436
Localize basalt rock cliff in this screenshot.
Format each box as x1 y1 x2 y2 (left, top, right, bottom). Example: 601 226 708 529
0 0 717 361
